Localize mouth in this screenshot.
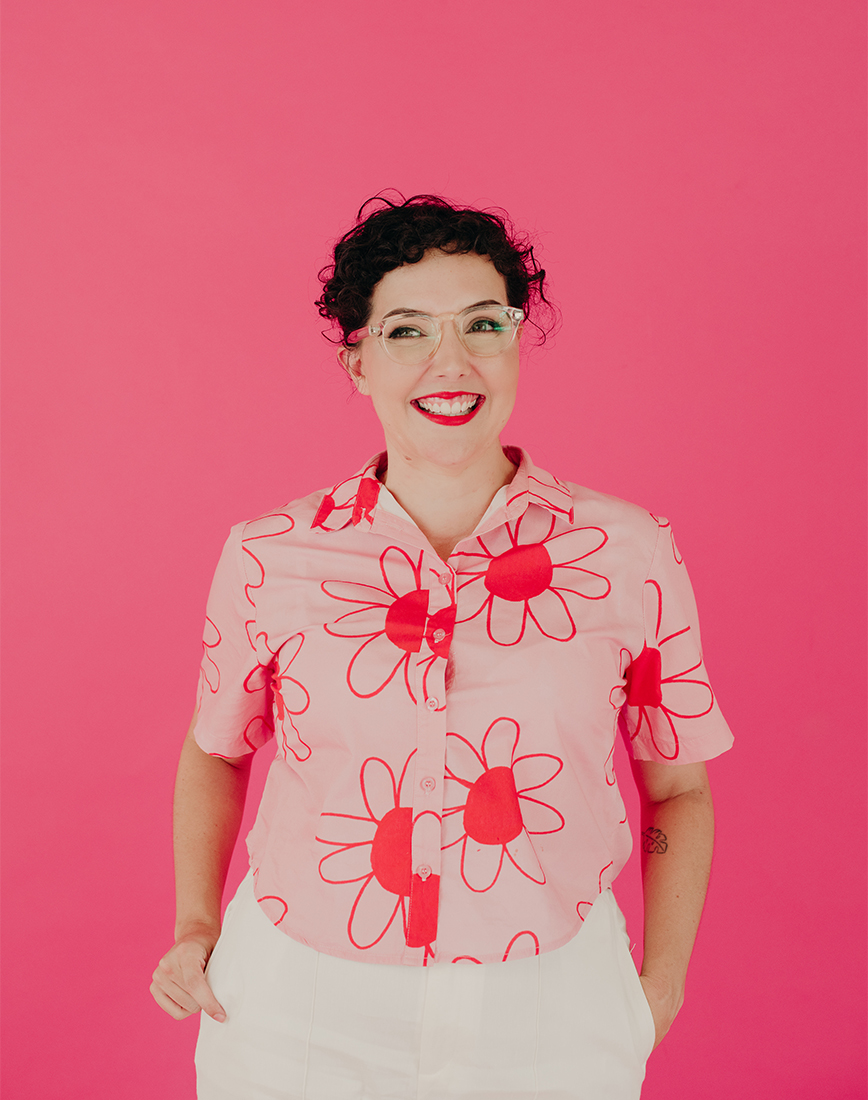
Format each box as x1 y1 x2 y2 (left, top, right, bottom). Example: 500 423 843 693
411 392 485 425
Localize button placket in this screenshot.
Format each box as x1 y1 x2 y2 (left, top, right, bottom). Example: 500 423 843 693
406 566 449 959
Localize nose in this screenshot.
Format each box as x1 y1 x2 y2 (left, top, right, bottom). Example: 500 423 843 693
429 318 470 375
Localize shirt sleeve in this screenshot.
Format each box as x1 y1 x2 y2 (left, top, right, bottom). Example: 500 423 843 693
621 518 734 764
193 523 274 758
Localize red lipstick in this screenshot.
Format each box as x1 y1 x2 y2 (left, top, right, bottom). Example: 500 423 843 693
411 392 485 426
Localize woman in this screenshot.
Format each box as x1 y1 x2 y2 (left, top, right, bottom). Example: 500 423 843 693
151 194 733 1099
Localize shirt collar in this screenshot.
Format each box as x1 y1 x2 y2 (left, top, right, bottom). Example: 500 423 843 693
311 446 574 533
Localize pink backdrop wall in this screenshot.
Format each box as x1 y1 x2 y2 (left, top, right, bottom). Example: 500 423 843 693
3 2 865 1096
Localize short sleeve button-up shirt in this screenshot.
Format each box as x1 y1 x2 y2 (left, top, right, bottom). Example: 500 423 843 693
194 447 733 965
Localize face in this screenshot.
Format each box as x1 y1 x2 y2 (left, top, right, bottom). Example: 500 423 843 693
340 250 521 474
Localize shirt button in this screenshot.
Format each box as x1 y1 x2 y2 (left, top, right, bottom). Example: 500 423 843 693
417 864 432 880
432 628 447 644
438 573 451 585
425 697 439 711
420 776 436 793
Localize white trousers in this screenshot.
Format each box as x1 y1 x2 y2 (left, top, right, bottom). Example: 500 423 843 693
196 872 655 1099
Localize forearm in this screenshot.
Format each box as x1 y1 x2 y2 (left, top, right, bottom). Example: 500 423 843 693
173 716 252 941
638 783 714 997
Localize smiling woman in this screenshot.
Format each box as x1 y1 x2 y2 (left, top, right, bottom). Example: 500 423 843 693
150 193 733 1100
336 249 522 546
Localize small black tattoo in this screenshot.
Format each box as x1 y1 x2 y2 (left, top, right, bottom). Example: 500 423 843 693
642 827 669 854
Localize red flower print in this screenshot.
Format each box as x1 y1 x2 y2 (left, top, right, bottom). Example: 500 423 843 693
603 738 617 787
442 718 564 892
241 633 311 762
452 511 610 646
650 514 683 564
257 894 289 926
269 635 311 761
451 929 541 963
241 512 295 607
200 616 222 694
605 648 634 786
234 628 311 759
322 547 455 703
312 460 381 531
252 866 290 928
316 752 439 955
576 860 615 921
624 580 714 759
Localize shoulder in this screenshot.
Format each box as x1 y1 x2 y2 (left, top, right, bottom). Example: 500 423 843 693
236 485 331 542
562 480 661 540
549 480 667 581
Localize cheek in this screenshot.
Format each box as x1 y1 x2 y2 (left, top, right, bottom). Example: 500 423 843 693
367 382 414 425
356 357 398 404
494 360 520 406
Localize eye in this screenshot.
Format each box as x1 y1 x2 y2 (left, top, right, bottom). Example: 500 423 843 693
387 325 426 340
466 315 508 334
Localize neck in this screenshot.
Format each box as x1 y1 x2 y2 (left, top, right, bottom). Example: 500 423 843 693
381 444 517 562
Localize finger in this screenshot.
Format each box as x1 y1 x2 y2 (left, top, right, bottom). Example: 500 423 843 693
149 979 197 1021
153 968 208 1016
180 964 227 1022
153 940 227 1022
151 963 207 1016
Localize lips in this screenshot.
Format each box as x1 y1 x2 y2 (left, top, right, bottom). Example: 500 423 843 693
411 392 485 426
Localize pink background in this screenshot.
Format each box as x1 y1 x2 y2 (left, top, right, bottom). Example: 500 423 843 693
3 2 865 1096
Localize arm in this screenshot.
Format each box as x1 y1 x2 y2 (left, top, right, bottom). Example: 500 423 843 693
150 712 252 1023
630 758 715 1050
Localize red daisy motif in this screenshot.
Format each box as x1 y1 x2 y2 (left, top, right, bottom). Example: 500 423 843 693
312 463 381 531
451 929 541 964
257 894 289 925
241 512 295 607
576 860 615 921
322 547 455 703
199 616 222 694
650 514 683 564
239 633 311 761
251 866 290 928
316 752 439 955
624 580 715 760
197 617 275 757
605 648 634 786
269 634 311 761
452 511 610 646
442 717 565 892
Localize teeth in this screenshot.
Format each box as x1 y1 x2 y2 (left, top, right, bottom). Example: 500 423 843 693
416 395 479 416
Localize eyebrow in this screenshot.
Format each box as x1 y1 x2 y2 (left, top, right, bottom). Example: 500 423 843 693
380 299 505 320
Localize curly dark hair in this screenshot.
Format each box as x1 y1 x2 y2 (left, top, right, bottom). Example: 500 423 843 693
316 192 557 347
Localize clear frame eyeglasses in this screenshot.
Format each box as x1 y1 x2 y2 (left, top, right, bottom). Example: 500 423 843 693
349 304 524 366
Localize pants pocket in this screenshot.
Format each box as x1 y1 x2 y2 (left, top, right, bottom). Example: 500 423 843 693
609 904 656 1064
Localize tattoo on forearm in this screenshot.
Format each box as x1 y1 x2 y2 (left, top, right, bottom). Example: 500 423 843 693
642 827 669 854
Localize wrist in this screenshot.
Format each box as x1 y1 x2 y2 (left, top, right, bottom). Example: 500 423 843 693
173 917 222 945
639 968 685 1013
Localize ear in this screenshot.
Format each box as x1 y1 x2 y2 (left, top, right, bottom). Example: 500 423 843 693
338 346 369 395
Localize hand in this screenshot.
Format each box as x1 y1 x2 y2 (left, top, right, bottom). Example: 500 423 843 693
150 928 226 1023
638 972 684 1051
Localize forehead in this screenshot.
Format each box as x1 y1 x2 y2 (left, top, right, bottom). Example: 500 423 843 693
370 250 508 316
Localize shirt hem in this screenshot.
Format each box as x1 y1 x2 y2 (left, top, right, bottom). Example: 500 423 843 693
252 897 591 966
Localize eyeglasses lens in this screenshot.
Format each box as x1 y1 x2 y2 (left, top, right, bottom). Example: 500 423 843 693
381 309 515 364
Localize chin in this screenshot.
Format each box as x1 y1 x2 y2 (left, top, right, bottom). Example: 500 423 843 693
411 434 501 471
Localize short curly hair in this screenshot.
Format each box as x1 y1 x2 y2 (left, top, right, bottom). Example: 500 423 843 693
316 192 556 347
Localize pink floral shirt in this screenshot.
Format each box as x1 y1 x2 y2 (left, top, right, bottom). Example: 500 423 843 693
194 448 733 966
